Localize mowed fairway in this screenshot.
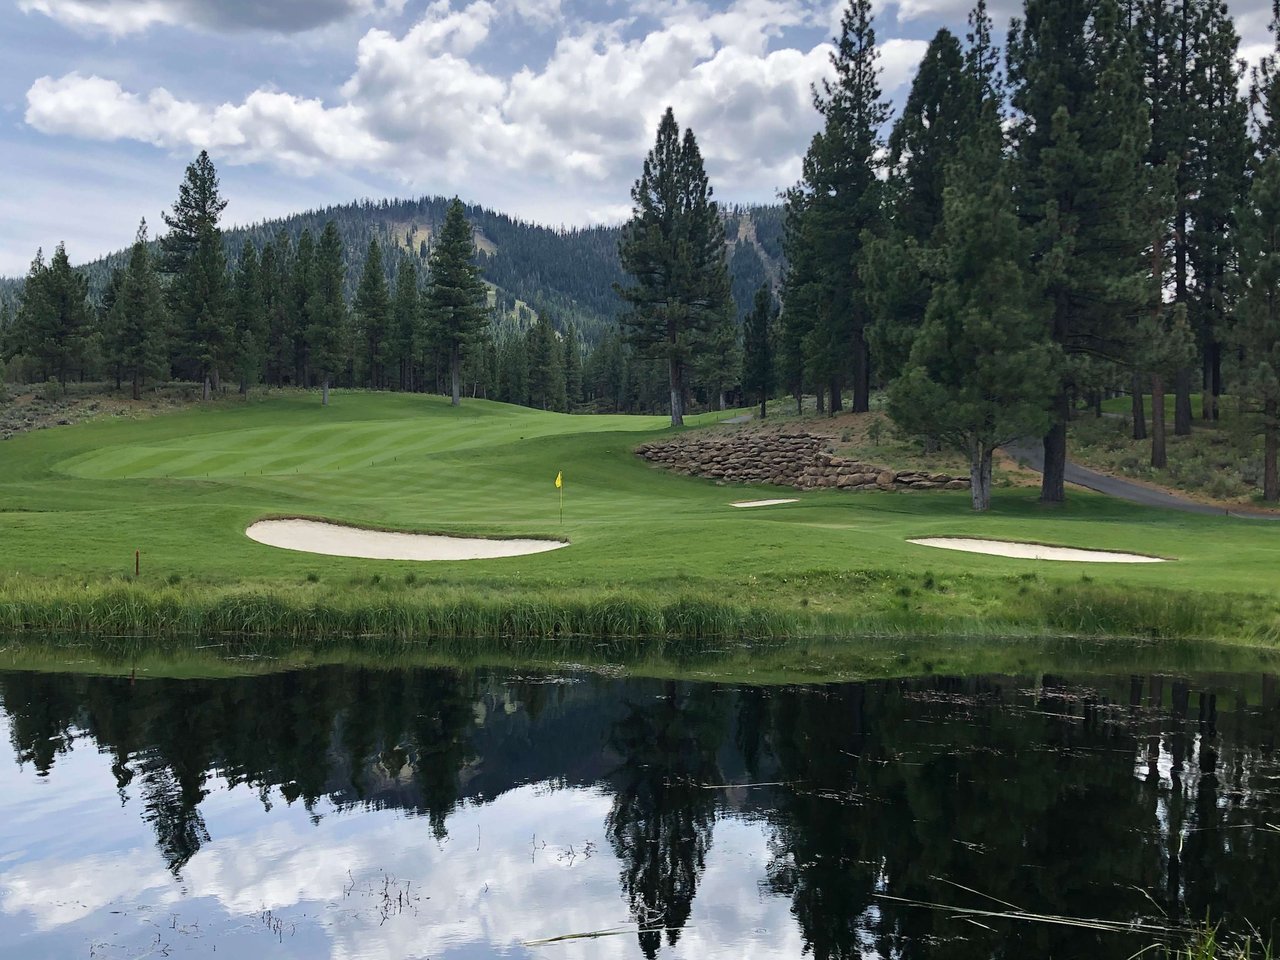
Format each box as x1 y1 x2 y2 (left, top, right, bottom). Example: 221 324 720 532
1 390 1279 637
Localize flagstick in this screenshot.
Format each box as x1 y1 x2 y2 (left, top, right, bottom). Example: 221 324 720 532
559 485 563 524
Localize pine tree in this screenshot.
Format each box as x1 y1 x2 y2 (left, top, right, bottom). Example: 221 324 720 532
161 151 230 398
562 324 583 410
289 230 315 387
160 151 228 278
19 243 90 390
308 222 347 406
692 304 740 411
355 239 391 388
1253 0 1280 158
1232 154 1280 500
1189 0 1250 423
741 285 777 420
185 224 232 399
424 199 489 406
1009 0 1152 502
230 241 266 396
112 220 169 400
258 236 290 387
98 267 126 390
867 26 978 383
391 259 421 391
888 112 1057 511
526 319 566 411
616 107 731 426
497 330 529 406
783 0 887 413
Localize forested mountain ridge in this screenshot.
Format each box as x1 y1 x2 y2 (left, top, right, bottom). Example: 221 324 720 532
0 196 785 344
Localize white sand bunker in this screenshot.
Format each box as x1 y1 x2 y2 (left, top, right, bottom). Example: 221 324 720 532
731 499 799 508
247 519 568 562
908 537 1166 564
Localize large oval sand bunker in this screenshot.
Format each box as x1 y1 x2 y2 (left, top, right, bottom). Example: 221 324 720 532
908 537 1166 564
247 519 568 561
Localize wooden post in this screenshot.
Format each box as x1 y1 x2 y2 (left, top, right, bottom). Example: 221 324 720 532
135 550 140 577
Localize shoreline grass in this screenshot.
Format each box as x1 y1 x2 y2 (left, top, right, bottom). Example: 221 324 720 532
0 570 1274 647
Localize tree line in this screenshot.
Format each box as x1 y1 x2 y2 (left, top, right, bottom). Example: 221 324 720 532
0 155 784 415
615 0 1280 508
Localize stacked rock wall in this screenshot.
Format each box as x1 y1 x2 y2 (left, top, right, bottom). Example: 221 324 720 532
635 430 970 492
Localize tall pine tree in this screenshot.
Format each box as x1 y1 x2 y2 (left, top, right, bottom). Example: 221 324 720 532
616 107 731 427
161 151 230 399
308 222 347 406
355 239 391 389
783 0 887 413
112 220 168 400
741 284 777 420
889 105 1057 511
1009 0 1152 502
424 200 489 407
230 241 266 397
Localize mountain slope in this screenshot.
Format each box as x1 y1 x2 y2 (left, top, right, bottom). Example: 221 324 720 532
1 197 786 345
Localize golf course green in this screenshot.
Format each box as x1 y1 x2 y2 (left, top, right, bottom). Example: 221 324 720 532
1 389 1278 646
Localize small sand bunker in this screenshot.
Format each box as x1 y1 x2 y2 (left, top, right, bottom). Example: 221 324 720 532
908 537 1166 564
247 519 568 562
731 499 799 509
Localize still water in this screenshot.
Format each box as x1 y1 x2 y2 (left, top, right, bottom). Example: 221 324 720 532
0 664 1277 959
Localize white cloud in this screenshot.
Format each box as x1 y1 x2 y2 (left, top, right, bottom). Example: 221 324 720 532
24 0 875 214
18 0 407 36
878 37 929 93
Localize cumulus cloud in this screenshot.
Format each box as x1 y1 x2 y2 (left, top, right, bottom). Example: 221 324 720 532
24 0 933 221
17 0 407 36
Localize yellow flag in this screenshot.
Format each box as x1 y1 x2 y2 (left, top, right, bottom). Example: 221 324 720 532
555 471 562 489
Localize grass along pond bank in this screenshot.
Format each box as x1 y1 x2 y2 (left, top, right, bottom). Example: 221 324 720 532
0 389 1278 646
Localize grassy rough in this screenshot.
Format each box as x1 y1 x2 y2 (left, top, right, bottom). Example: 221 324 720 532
0 389 1278 645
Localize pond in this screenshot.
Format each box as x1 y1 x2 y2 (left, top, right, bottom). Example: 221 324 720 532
0 663 1277 958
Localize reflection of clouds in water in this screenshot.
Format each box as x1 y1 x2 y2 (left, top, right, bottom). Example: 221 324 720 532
0 726 806 960
1 850 178 932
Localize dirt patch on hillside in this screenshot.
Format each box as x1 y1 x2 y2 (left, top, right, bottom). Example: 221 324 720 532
0 384 211 441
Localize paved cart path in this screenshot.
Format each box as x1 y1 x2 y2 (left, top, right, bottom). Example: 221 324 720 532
1001 440 1280 520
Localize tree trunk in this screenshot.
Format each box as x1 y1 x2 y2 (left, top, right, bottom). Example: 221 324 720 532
852 333 870 413
1040 392 1069 503
970 442 993 512
131 371 141 402
1265 399 1278 502
1131 371 1147 440
816 388 825 416
239 376 248 397
212 368 221 393
794 392 802 416
1210 345 1222 420
322 377 330 407
760 395 767 420
667 355 684 427
718 391 726 412
450 345 462 408
1093 391 1103 418
1202 343 1220 421
1174 366 1192 435
829 379 842 415
1151 373 1167 469
202 376 211 402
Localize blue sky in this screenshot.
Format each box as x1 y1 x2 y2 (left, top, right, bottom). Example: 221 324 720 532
1 0 1275 276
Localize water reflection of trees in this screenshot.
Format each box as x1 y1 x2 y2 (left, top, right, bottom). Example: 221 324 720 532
0 667 1277 955
605 680 727 958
